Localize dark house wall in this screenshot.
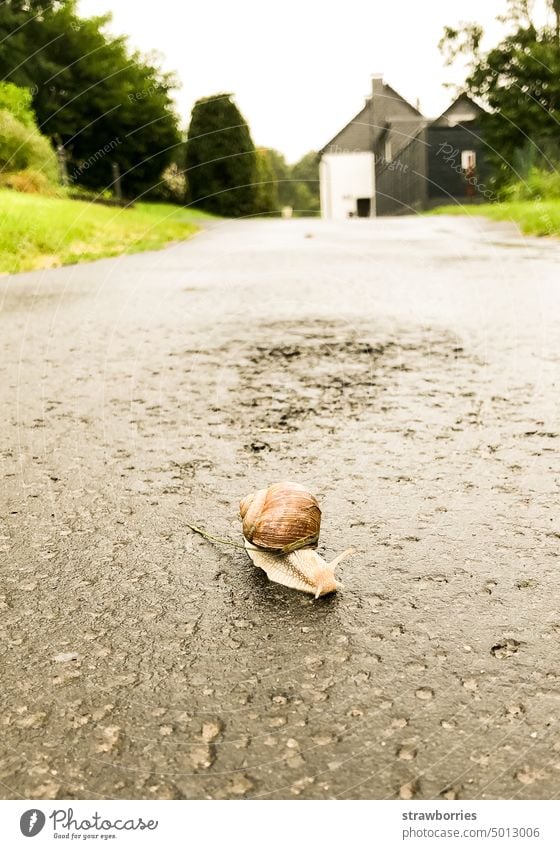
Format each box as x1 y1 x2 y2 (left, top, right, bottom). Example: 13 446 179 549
375 130 428 215
427 121 491 203
371 82 427 216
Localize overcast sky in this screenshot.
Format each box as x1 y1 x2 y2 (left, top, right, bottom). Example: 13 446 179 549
79 0 551 162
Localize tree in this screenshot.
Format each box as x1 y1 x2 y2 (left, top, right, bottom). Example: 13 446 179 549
440 0 560 187
0 0 181 198
265 149 292 208
291 151 320 214
254 148 279 215
553 0 560 41
185 94 257 216
264 149 320 215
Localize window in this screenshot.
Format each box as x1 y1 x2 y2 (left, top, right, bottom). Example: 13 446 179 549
384 138 393 163
461 150 476 170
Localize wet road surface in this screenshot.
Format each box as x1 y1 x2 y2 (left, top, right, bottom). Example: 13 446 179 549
1 216 560 800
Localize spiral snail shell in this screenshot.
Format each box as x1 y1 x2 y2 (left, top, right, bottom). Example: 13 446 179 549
240 481 353 598
240 481 321 554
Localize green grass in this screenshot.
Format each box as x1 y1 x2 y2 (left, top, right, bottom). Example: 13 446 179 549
0 189 213 274
430 199 560 237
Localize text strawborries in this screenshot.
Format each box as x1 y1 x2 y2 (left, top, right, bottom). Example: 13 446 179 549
402 809 477 821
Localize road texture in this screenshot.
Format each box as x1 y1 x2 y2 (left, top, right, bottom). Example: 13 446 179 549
1 216 560 801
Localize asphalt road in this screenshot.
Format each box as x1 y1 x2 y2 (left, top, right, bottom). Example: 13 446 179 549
1 216 560 800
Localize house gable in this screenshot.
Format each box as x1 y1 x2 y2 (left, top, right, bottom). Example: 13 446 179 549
318 76 489 218
375 84 426 161
320 81 424 157
430 94 485 128
320 101 373 155
426 95 490 202
382 84 422 120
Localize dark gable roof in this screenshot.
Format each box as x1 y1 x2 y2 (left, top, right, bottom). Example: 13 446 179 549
320 82 424 155
320 86 488 158
319 100 373 156
382 83 423 118
430 93 487 127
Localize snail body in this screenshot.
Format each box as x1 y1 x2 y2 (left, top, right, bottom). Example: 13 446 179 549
244 540 353 598
240 481 353 598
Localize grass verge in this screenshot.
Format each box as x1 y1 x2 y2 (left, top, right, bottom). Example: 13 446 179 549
0 189 213 274
430 200 560 237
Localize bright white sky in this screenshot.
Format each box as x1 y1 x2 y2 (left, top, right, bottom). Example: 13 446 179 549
79 0 551 162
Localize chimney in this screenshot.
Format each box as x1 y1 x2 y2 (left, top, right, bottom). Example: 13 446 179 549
371 73 385 130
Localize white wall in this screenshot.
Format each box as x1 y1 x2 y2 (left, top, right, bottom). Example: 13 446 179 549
320 152 376 219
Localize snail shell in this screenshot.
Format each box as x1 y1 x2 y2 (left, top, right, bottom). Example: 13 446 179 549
240 481 321 554
240 481 353 597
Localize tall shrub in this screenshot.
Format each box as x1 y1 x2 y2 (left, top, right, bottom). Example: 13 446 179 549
0 82 58 184
185 94 257 216
0 81 36 127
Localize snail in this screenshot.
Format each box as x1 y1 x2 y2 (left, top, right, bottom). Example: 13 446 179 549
240 481 353 598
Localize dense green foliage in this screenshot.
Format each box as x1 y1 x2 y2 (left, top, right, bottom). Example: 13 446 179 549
289 151 320 214
0 81 36 127
0 82 58 184
185 94 257 216
440 0 560 189
505 167 560 201
0 0 181 197
266 149 320 215
185 94 320 217
0 1 319 212
254 148 279 215
0 110 58 182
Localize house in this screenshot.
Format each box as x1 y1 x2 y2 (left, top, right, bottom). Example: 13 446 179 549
319 75 489 218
